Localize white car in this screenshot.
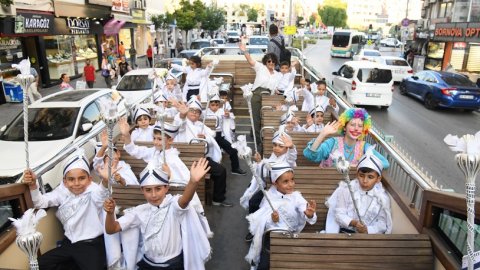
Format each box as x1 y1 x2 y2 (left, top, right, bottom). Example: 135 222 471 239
376 56 413 83
0 89 125 189
352 49 382 62
331 61 393 109
116 68 173 105
226 30 241 43
380 38 403 47
248 35 269 52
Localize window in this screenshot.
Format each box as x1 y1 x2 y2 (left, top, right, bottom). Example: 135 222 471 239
79 102 101 129
116 75 151 91
438 3 447 17
386 59 409 66
441 74 476 87
352 35 360 44
358 68 392 83
339 65 354 79
424 74 438 83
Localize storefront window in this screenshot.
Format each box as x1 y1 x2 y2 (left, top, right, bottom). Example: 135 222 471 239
0 37 23 80
466 43 480 72
427 42 445 59
451 42 466 71
74 35 98 71
45 35 75 80
118 28 132 58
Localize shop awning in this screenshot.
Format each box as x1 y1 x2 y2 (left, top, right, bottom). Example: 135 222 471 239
104 18 126 35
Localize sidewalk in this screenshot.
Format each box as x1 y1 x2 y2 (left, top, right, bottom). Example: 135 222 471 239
0 56 153 127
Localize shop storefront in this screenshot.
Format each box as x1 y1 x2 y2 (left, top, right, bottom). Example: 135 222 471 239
431 22 480 81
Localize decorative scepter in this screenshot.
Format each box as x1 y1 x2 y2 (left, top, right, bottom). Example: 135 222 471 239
444 131 480 270
310 83 319 132
336 156 363 225
101 100 119 196
233 135 275 212
156 105 168 164
13 59 46 194
241 83 258 153
9 209 47 270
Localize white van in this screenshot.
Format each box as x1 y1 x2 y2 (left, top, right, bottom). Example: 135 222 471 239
331 61 393 109
376 56 413 83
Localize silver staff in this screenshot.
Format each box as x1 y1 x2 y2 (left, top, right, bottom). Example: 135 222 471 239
242 85 258 153
311 85 319 132
102 101 119 196
234 139 275 212
156 106 167 164
336 156 363 225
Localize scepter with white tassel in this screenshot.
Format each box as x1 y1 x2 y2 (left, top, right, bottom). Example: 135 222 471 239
444 131 480 270
101 100 119 196
156 105 168 164
9 209 47 270
336 156 364 225
310 84 319 132
241 83 258 153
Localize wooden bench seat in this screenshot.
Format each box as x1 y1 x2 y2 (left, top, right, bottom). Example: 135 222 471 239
262 132 321 166
116 141 211 205
148 117 217 131
270 233 434 270
262 95 304 111
261 108 336 134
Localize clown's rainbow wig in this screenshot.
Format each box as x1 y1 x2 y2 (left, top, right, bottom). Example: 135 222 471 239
338 108 371 140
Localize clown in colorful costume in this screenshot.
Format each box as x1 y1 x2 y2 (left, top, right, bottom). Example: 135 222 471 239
303 108 389 169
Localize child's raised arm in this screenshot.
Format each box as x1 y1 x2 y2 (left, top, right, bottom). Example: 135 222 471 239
178 158 210 209
239 42 256 67
119 117 132 145
104 198 122 234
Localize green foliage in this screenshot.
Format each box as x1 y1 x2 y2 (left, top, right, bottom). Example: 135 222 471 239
247 8 258 22
318 6 347 28
309 14 316 27
175 0 198 32
323 0 347 9
202 6 226 31
192 0 207 22
0 0 14 6
150 13 175 30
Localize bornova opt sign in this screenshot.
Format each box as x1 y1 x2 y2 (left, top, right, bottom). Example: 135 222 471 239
67 18 90 34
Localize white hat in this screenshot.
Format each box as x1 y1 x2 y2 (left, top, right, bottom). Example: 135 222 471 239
63 149 90 177
280 111 295 125
133 107 151 122
309 105 325 117
269 161 293 183
187 95 202 111
165 73 177 81
209 94 221 102
94 142 118 157
272 130 291 145
357 145 383 175
139 166 169 186
153 122 180 138
153 92 168 103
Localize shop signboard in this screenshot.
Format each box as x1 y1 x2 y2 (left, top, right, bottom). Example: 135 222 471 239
434 22 480 42
66 18 91 35
112 0 130 14
14 13 54 34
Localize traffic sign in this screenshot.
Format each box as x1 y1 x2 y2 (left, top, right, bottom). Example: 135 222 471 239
401 18 409 27
284 26 297 35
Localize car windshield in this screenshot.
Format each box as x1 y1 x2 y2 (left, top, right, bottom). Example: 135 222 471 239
442 74 477 87
191 42 210 49
357 68 392 83
364 51 381 56
0 107 79 141
250 38 269 45
116 75 151 91
386 59 409 66
227 32 238 36
333 33 350 47
214 39 225 44
178 51 195 58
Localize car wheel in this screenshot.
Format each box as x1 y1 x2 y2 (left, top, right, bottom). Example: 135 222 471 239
424 94 438 110
399 83 408 95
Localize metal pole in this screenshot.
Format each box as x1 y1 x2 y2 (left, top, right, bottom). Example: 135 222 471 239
336 157 363 225
289 0 293 46
467 0 474 22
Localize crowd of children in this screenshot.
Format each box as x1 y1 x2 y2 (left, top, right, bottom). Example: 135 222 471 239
18 53 395 270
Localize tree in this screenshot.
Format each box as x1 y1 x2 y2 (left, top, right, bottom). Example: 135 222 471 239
323 0 347 9
318 6 347 28
192 0 207 23
175 0 197 46
150 13 175 30
201 6 226 36
247 8 258 22
238 4 249 16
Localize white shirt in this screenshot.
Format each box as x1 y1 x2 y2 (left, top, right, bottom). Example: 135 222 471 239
118 195 187 263
276 69 296 95
252 62 281 93
278 123 304 133
31 182 108 243
92 158 139 185
131 126 154 142
124 143 190 184
301 89 339 114
170 64 211 101
173 115 222 163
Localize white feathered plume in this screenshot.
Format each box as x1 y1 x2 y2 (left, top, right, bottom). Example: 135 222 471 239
444 131 480 155
9 209 47 236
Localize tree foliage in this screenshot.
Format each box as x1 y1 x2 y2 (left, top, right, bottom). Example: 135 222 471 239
323 0 347 9
247 8 258 22
201 6 226 32
318 6 347 28
150 13 175 30
175 0 197 32
0 0 13 7
192 0 207 22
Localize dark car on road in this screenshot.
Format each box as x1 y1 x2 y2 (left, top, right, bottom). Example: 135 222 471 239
400 70 480 111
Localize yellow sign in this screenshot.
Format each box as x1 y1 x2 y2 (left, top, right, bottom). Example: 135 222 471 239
284 26 297 35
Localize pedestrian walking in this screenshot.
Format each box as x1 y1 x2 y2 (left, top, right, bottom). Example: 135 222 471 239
83 59 96 88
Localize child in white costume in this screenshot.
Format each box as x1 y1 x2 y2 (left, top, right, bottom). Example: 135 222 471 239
219 90 236 142
300 80 339 114
325 145 393 234
23 150 110 270
153 91 179 119
274 61 297 96
104 158 212 270
302 105 325 133
278 111 304 133
170 56 213 101
131 106 154 142
245 162 317 270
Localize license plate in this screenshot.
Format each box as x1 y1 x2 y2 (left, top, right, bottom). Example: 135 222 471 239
459 95 474 100
394 69 405 74
366 93 381 98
